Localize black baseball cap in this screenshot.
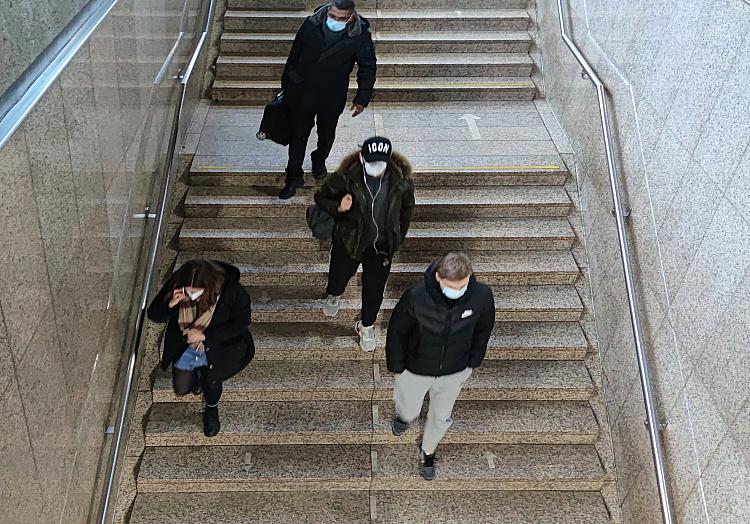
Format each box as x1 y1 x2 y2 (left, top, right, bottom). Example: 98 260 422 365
361 136 393 162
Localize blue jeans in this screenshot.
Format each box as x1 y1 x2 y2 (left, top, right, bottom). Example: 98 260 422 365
172 347 222 407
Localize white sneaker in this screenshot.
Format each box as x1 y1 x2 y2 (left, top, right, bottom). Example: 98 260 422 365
355 321 377 352
323 294 340 317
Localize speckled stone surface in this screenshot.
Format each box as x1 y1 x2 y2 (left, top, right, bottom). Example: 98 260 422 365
179 217 575 252
223 9 531 33
130 492 370 524
212 78 536 103
177 249 579 286
145 401 373 446
373 401 599 445
223 30 532 56
371 444 605 491
145 400 599 447
138 444 371 492
189 164 568 187
374 491 612 523
183 186 571 219
151 359 593 402
248 285 582 323
244 321 588 361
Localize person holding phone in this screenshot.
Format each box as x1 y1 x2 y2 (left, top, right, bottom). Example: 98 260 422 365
147 259 254 437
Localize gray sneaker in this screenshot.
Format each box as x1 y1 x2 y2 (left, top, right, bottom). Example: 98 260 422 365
322 294 340 317
419 448 436 481
355 321 377 352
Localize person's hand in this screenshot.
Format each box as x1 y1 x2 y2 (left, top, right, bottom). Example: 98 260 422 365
350 103 365 117
169 288 189 308
338 194 353 213
186 329 206 345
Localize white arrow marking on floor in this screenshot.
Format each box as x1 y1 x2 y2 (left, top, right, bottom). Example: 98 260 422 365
460 114 482 140
372 404 380 426
483 451 498 469
373 364 381 383
243 452 253 470
374 114 385 135
371 450 380 473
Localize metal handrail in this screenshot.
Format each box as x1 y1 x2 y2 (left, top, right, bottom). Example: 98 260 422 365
555 1 675 522
96 0 216 522
0 0 120 148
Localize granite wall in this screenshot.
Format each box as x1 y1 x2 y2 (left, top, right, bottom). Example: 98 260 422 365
533 0 750 522
0 0 207 521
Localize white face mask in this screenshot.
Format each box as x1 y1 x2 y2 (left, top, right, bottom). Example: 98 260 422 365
364 160 387 177
186 288 204 301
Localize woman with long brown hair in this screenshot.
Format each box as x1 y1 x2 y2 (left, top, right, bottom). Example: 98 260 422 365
147 259 254 437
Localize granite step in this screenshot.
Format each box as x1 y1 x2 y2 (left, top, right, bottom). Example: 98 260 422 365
247 321 589 361
152 360 594 402
212 77 536 103
189 164 569 187
219 31 533 55
144 400 599 446
183 186 572 219
175 250 580 286
178 217 576 252
226 0 529 10
130 491 611 524
250 285 583 323
215 53 534 79
223 10 531 33
137 443 606 492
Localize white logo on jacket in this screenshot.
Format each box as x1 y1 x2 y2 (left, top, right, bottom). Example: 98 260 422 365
461 310 473 319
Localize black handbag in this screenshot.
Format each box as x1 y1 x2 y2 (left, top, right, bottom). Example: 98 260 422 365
256 91 292 146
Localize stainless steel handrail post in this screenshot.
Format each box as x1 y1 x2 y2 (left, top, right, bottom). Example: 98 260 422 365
555 2 675 523
96 1 216 522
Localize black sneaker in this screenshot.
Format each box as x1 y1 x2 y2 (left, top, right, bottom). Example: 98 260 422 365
278 178 304 200
312 162 328 180
203 406 221 437
392 416 409 436
419 448 436 481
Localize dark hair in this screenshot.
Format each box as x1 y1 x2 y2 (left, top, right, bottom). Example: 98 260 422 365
333 0 355 11
164 259 226 314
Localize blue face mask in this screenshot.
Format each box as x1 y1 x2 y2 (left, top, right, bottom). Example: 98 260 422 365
441 285 468 300
326 16 348 32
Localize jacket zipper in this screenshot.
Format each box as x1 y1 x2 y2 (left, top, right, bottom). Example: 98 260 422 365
438 309 453 372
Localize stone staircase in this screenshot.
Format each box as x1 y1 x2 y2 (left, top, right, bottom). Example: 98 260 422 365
126 0 617 522
211 0 536 102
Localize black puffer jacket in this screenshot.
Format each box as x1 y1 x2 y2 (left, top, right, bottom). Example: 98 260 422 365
147 262 255 382
314 151 416 261
386 263 496 376
282 3 377 115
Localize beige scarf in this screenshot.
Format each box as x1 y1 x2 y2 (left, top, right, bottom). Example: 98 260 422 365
178 299 218 350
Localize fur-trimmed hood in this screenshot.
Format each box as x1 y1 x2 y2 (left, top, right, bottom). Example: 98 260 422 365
310 3 370 38
337 150 414 181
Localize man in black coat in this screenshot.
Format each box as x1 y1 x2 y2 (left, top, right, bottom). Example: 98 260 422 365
386 253 496 480
278 0 377 199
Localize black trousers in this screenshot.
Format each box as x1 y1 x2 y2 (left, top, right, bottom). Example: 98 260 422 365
172 366 223 407
326 241 392 327
286 110 341 182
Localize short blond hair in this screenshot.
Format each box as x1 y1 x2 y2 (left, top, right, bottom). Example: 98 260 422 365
436 252 473 280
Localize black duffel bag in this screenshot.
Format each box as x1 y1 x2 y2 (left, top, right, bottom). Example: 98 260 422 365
256 91 292 146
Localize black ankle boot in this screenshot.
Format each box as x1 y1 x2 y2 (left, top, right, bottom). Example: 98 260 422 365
203 406 220 437
278 178 304 199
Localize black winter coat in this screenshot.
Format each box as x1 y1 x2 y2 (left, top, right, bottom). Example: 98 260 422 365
282 4 377 115
314 151 416 261
386 263 496 376
147 262 255 382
